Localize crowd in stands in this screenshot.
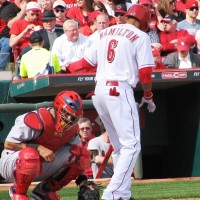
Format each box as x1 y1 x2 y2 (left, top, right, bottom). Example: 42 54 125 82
0 0 200 74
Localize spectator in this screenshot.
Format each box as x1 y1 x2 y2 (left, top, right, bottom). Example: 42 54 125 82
177 0 200 37
53 0 68 30
89 13 110 43
93 1 115 26
37 10 64 51
0 0 28 69
105 0 131 17
78 117 95 147
88 122 114 178
151 46 167 69
78 117 95 178
66 0 94 27
38 0 53 13
156 0 185 31
159 14 195 56
163 37 200 68
79 10 100 36
139 0 162 51
114 4 127 25
9 2 43 55
20 31 60 78
52 19 90 73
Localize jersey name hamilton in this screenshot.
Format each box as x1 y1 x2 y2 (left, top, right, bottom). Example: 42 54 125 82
99 27 139 43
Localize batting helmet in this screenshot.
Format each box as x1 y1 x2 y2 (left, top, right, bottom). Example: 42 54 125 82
53 91 83 134
126 4 151 32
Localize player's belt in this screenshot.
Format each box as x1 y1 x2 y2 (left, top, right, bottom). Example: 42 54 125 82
106 81 119 86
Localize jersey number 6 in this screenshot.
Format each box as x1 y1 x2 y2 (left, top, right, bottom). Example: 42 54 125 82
107 39 118 63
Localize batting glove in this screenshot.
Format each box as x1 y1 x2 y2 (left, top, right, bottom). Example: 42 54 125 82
139 91 156 113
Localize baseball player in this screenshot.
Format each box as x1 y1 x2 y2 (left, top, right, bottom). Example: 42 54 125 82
0 91 91 200
69 4 156 200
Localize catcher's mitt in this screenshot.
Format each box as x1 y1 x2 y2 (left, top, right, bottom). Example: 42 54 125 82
76 175 100 200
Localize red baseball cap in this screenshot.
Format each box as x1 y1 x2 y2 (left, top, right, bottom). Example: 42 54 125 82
185 0 198 9
177 37 190 51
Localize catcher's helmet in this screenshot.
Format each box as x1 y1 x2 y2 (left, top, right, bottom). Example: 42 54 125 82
126 4 151 32
53 91 83 134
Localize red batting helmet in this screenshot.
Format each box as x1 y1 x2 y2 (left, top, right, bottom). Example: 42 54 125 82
126 4 151 32
53 91 83 134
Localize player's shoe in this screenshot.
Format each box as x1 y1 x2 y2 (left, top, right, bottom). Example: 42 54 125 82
30 182 61 200
9 185 29 200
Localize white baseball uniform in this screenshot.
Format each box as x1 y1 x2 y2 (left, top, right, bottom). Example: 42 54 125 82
84 24 155 200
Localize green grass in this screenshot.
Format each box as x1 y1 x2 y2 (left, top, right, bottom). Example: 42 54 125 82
1 180 200 199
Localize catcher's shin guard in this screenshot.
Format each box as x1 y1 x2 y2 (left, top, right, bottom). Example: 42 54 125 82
14 147 41 195
43 144 91 192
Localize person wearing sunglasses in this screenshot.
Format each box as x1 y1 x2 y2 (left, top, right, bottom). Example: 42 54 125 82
53 0 68 29
177 0 200 37
113 4 127 25
78 117 95 178
159 13 195 56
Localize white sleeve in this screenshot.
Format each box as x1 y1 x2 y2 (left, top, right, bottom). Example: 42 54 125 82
84 39 98 66
137 33 155 69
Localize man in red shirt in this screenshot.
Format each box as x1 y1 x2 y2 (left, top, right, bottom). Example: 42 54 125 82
159 14 195 56
9 1 43 55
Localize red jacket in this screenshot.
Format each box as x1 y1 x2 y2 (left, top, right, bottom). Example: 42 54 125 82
159 29 195 56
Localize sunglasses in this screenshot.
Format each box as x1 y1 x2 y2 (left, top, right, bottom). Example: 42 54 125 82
115 13 125 17
80 127 90 131
189 7 199 11
55 9 65 13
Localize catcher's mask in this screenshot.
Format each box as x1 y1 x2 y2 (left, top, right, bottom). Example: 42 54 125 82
53 91 83 134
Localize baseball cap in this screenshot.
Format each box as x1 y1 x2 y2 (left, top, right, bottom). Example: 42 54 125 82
151 46 160 56
53 0 66 8
114 4 127 13
30 31 43 44
177 37 190 51
185 0 198 9
139 0 153 5
26 2 41 11
41 10 56 20
160 14 177 23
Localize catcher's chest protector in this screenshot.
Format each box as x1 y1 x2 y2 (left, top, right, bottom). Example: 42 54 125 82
24 108 77 152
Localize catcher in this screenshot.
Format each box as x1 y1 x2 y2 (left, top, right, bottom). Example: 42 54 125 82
0 90 99 200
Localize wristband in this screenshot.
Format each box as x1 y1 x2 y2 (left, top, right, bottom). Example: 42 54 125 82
144 90 153 100
26 143 39 150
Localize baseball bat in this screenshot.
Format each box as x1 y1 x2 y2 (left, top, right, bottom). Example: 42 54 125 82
95 144 113 179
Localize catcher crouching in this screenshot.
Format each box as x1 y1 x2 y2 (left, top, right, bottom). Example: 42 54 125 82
0 90 99 200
